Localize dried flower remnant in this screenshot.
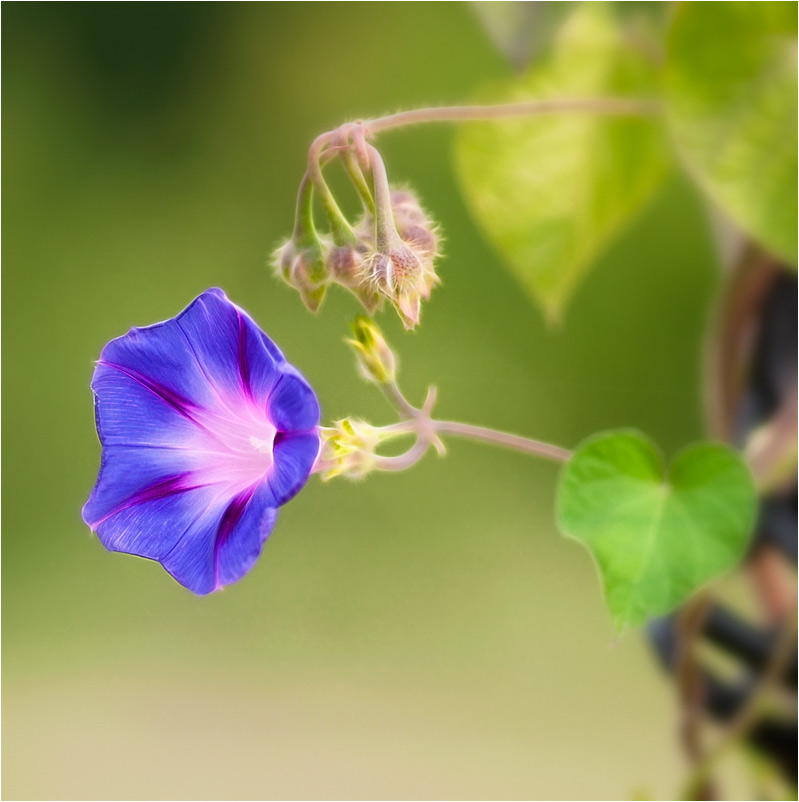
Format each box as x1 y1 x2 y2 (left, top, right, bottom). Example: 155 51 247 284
317 418 384 481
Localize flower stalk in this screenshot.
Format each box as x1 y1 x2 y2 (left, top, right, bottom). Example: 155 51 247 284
307 135 356 246
340 148 375 214
316 317 572 480
316 379 571 481
315 405 571 480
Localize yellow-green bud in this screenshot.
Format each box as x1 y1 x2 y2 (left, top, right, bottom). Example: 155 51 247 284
346 316 397 384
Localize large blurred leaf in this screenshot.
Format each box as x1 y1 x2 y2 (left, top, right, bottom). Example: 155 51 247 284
666 2 798 266
556 431 756 632
455 2 669 322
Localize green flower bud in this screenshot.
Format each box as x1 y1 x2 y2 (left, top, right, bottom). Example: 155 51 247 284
346 316 397 384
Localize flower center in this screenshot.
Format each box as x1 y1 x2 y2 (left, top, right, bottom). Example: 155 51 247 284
249 434 276 455
185 401 278 495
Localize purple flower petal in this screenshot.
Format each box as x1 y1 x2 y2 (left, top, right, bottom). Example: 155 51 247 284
100 307 228 415
174 288 283 405
266 432 321 507
160 483 279 595
93 484 219 563
268 366 321 433
82 443 198 528
83 288 320 594
215 484 278 589
89 361 203 449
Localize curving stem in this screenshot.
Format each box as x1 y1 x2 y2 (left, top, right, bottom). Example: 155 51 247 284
340 148 375 214
366 144 403 252
432 420 571 463
307 133 356 245
299 97 660 248
363 97 662 134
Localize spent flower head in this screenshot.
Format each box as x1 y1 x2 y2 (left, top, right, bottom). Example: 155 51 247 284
278 133 442 330
390 190 441 256
317 417 385 481
326 242 380 313
358 187 442 329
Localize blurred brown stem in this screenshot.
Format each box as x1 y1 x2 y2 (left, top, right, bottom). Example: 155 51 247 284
680 609 797 800
703 245 796 620
674 593 718 801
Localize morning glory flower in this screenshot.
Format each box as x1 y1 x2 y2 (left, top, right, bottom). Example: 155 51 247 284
82 288 320 595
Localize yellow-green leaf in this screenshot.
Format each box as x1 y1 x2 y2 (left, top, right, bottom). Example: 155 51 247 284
455 2 670 322
666 2 798 265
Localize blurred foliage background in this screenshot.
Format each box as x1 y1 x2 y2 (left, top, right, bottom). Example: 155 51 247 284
3 3 731 798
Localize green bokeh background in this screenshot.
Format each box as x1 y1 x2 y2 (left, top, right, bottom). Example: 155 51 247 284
4 3 721 798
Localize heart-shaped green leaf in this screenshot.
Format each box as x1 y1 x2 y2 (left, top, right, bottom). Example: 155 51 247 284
666 2 798 265
455 2 670 322
556 430 756 632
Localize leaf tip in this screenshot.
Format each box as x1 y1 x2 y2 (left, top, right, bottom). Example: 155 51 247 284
542 298 565 329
